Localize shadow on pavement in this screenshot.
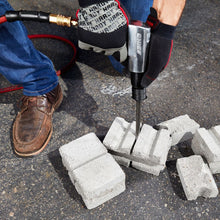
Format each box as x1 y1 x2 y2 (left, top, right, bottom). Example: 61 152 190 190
48 148 86 208
166 159 187 200
166 141 195 201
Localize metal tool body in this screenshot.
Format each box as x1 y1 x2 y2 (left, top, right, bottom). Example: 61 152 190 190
128 21 151 137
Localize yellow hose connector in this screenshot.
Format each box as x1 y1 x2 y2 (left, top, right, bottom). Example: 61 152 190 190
49 14 78 27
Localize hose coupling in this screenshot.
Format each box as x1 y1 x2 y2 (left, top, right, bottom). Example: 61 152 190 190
49 14 78 27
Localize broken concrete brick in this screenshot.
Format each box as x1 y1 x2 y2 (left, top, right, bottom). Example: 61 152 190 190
59 133 107 171
132 126 172 166
130 129 171 176
176 155 219 200
192 126 220 174
132 124 157 161
71 153 125 209
103 117 172 176
103 117 136 154
119 121 136 154
157 114 200 146
59 133 125 209
131 161 164 176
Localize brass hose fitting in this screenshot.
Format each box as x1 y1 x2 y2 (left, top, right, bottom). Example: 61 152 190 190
49 14 78 27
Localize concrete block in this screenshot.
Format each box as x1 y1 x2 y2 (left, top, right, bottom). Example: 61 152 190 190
132 124 157 161
176 155 218 200
131 161 164 176
157 114 200 145
59 133 107 171
132 126 172 165
103 117 172 176
71 153 125 209
192 128 220 162
131 128 171 176
192 126 220 174
59 133 126 209
103 117 136 154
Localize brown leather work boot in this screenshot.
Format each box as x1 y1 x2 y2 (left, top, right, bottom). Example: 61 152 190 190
13 84 63 157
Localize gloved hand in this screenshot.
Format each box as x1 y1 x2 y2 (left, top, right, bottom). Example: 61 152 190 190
141 7 176 88
77 0 130 63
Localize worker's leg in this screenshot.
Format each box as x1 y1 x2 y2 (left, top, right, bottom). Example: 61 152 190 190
0 0 58 96
0 0 62 157
109 0 153 73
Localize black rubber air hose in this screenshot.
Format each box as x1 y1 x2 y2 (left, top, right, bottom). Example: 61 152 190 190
5 10 50 22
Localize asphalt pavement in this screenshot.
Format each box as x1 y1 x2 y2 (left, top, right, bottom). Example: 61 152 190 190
0 0 220 219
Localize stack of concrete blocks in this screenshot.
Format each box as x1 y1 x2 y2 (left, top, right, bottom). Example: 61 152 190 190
103 117 172 176
156 114 200 146
59 133 126 209
177 155 219 200
191 125 220 174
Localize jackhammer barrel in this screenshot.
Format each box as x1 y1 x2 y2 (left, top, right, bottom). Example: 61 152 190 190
128 21 151 137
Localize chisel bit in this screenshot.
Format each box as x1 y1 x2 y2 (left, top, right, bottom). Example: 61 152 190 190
136 100 141 137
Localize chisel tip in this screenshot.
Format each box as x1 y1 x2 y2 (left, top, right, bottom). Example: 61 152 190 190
136 100 141 138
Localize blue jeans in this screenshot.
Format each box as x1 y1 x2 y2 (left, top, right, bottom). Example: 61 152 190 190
120 0 153 21
0 0 58 96
109 0 153 73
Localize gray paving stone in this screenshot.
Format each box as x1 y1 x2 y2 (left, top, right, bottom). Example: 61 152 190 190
103 118 172 175
131 129 171 176
132 124 157 161
71 153 126 209
176 155 219 200
157 114 200 146
133 128 172 165
103 117 136 154
59 133 107 171
59 133 126 209
192 126 220 174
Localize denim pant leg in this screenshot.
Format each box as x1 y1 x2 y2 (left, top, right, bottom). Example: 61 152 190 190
120 0 153 21
0 0 58 96
109 0 153 73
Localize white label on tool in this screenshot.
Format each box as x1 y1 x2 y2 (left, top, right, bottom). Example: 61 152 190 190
137 33 142 56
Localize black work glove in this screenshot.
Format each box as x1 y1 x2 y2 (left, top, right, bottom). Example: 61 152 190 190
77 0 130 62
141 8 176 88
